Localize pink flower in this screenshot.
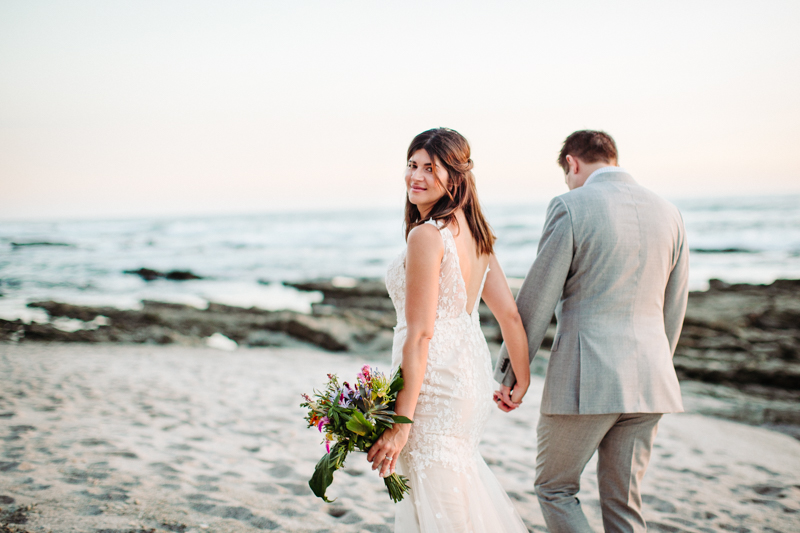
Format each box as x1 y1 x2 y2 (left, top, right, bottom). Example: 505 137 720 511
317 416 329 432
325 439 331 453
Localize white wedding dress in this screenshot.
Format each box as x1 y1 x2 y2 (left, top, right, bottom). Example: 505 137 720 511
386 220 527 533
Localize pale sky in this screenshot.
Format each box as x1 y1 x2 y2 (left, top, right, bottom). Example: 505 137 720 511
1 0 799 220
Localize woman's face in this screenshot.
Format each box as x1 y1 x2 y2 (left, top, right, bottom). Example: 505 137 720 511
405 149 449 215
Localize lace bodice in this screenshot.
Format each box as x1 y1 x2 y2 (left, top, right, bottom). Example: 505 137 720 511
386 220 487 330
385 219 492 472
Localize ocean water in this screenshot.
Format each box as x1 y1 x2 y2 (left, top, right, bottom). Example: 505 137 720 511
1 195 799 323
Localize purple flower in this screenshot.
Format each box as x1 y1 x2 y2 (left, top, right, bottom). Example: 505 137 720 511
338 383 356 407
317 416 329 432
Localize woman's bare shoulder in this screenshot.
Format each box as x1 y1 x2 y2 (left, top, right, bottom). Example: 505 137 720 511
407 223 443 256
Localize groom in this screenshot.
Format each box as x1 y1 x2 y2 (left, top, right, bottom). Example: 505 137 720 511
494 130 689 533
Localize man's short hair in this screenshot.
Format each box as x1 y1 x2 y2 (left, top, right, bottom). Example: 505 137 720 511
558 130 618 172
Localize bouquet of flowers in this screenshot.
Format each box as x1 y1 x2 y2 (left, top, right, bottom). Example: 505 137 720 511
301 365 412 503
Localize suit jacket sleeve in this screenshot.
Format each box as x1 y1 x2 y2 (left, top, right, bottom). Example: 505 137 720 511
493 197 574 387
663 213 689 356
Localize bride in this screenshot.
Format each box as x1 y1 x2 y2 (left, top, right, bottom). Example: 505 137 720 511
366 128 531 532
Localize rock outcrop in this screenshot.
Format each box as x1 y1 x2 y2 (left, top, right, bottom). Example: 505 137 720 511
123 268 203 281
2 278 798 396
0 298 393 354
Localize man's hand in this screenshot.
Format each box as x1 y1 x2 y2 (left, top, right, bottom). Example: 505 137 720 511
493 384 521 412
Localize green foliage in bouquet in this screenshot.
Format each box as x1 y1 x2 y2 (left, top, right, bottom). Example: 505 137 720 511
301 365 412 503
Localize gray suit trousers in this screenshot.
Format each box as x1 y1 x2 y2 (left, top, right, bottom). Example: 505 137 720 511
535 413 662 533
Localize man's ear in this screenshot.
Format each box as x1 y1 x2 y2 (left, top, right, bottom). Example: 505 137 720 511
566 154 579 175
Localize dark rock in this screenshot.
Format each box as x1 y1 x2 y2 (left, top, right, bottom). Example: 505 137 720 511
0 504 31 524
0 319 24 342
23 323 99 343
161 522 189 532
165 270 203 281
749 308 800 330
264 314 349 352
673 356 800 390
11 241 73 247
245 330 295 347
124 268 164 281
674 278 800 397
123 268 203 281
693 248 755 254
285 279 389 299
27 300 110 322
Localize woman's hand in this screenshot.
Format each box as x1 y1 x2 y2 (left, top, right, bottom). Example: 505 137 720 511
366 423 410 478
510 376 529 404
493 377 530 412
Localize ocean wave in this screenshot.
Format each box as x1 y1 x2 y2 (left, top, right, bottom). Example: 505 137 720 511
1 198 799 320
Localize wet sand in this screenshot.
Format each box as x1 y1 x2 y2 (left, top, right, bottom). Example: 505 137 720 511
1 344 798 533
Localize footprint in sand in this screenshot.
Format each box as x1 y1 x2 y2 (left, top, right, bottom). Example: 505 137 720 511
266 464 294 479
189 503 279 530
643 494 678 513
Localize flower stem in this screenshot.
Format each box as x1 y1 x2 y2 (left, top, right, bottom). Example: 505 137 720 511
384 473 411 503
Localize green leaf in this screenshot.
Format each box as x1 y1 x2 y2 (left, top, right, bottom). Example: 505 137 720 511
389 368 405 396
392 415 413 424
345 410 374 436
308 443 348 502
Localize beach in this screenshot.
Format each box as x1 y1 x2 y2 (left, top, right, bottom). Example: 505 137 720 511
3 277 799 439
1 343 799 533
1 198 799 532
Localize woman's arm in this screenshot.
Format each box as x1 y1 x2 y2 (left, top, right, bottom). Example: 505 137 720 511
481 254 530 408
366 223 442 478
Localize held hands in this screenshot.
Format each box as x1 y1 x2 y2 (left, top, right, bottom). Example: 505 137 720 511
366 422 410 479
493 379 529 412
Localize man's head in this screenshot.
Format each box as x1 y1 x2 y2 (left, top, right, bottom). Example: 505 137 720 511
558 130 618 190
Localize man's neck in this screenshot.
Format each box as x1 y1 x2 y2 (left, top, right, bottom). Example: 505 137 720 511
583 161 617 177
571 161 618 189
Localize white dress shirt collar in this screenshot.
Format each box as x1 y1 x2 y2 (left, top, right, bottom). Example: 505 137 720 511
584 166 629 186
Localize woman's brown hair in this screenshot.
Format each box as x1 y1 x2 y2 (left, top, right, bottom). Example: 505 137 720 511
404 128 495 256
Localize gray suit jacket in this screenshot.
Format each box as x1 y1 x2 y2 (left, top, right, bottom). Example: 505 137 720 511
494 170 688 415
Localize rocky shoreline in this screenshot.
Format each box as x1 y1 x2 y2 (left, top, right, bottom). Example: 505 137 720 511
1 278 798 436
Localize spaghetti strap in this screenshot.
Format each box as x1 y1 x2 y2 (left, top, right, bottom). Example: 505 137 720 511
472 265 490 315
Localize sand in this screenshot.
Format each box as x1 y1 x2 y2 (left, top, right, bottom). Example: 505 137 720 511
0 343 798 533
